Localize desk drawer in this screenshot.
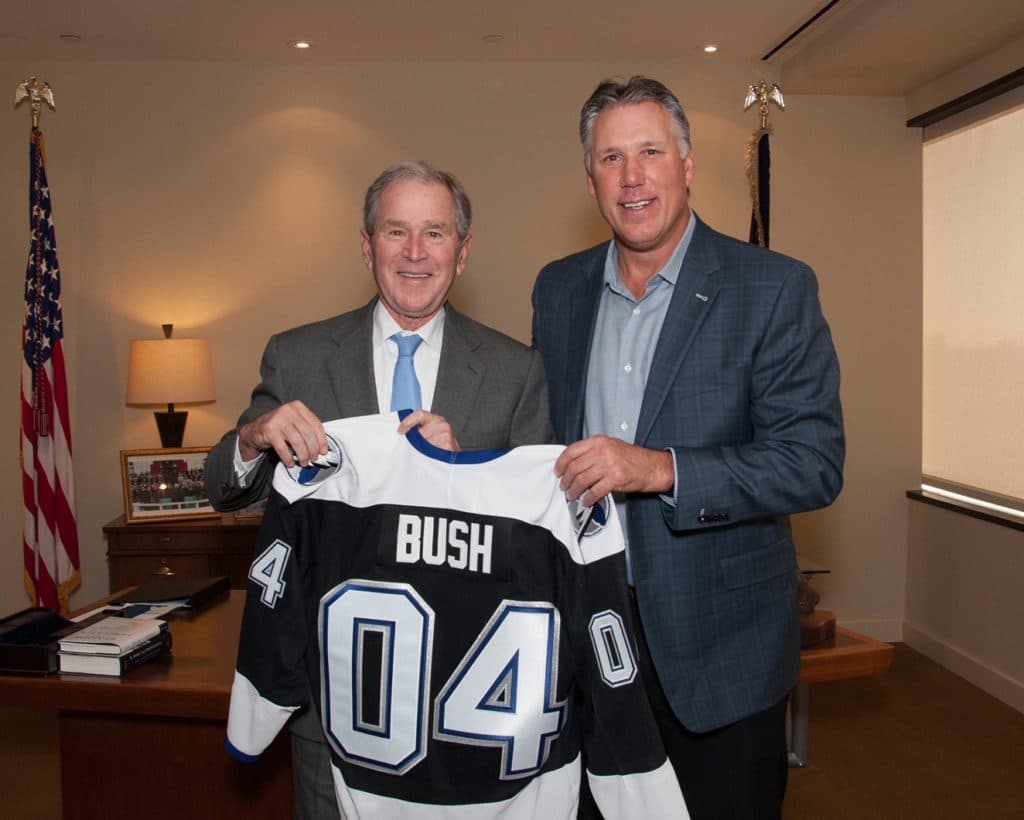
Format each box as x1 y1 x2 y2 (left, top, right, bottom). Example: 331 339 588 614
109 555 211 590
109 529 225 554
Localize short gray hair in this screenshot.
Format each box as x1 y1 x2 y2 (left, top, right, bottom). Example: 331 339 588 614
363 161 472 240
579 76 692 171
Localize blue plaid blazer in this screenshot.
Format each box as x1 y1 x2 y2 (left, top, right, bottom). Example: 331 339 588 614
532 216 844 732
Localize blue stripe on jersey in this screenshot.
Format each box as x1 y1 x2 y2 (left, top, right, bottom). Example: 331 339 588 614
398 409 510 465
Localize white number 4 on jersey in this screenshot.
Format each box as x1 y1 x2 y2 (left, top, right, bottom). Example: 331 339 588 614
249 539 291 607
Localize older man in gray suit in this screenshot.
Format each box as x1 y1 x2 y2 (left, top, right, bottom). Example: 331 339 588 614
206 161 553 819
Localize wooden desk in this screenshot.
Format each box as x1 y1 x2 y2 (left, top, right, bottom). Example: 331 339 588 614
0 591 291 819
790 626 894 766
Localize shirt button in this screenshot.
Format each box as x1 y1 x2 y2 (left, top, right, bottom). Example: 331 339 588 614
624 363 632 373
620 421 629 432
633 307 641 315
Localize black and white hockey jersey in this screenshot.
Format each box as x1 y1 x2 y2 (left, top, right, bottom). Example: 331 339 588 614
227 411 687 819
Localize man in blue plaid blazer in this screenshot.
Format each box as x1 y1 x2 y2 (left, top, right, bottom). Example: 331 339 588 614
531 76 844 819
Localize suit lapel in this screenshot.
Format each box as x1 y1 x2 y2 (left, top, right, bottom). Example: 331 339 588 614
565 246 608 440
636 217 721 445
326 300 378 418
433 306 483 437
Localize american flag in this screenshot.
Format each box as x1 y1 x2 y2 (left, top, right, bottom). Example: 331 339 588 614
22 127 80 615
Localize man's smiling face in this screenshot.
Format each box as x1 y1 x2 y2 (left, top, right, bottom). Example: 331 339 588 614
586 101 694 263
361 178 471 331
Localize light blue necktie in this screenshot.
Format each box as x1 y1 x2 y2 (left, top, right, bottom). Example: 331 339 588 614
390 332 424 411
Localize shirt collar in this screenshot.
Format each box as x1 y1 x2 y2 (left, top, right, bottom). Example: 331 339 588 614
603 211 698 293
374 301 446 349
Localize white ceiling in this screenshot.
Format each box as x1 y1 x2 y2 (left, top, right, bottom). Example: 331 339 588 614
2 0 1022 96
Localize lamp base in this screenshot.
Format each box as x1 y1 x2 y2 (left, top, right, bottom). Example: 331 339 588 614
154 410 188 448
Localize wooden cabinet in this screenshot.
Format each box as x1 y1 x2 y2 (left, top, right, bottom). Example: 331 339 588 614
103 514 262 591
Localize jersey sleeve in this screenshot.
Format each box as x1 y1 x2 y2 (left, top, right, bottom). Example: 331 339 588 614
226 491 310 761
572 502 690 819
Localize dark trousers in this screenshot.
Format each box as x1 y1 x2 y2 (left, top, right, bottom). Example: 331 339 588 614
290 708 341 820
626 593 790 820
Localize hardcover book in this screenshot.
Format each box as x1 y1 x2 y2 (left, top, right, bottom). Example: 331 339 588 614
57 615 167 656
59 630 173 676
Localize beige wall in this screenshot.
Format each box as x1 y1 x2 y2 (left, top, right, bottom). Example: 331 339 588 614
906 503 1024 713
775 95 922 638
1 60 919 643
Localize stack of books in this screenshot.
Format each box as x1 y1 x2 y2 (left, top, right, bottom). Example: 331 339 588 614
58 615 172 676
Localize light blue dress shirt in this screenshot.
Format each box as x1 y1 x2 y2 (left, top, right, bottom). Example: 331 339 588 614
584 216 696 577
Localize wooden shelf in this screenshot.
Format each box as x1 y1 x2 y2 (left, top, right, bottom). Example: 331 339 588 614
799 626 894 685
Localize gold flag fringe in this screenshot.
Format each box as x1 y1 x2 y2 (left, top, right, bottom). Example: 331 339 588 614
745 125 771 249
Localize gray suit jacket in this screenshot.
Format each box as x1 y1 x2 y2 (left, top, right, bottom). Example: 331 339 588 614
532 216 844 732
206 299 553 512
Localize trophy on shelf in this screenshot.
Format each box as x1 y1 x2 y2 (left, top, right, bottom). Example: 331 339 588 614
797 559 836 647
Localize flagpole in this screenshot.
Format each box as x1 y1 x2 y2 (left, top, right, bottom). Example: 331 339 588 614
743 80 785 249
15 76 82 615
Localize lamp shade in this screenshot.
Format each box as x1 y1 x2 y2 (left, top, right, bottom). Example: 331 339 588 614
126 337 215 406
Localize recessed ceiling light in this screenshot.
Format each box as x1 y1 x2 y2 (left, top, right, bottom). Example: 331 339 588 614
482 34 505 44
703 44 718 53
287 40 313 50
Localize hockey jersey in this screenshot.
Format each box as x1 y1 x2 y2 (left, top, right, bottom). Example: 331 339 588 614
227 411 687 819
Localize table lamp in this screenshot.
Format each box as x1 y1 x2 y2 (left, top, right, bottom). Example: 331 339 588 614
126 324 215 448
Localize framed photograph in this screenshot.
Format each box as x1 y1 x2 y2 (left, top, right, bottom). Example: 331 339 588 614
120 447 218 524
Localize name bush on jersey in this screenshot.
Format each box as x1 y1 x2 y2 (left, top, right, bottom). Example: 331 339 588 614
395 513 494 575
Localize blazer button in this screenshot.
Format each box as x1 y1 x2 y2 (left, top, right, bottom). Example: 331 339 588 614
699 510 728 523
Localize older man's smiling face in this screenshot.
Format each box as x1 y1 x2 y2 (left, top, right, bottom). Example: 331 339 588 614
361 178 471 331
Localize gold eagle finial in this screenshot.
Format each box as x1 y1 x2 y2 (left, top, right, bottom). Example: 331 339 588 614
744 81 784 129
15 76 56 129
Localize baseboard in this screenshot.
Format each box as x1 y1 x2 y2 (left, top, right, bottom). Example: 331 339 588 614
835 617 904 643
902 622 1024 714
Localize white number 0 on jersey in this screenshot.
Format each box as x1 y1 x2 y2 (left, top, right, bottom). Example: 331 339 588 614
318 579 568 779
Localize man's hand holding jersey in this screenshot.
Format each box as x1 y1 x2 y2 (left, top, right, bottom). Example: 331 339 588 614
555 435 674 507
239 401 461 466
